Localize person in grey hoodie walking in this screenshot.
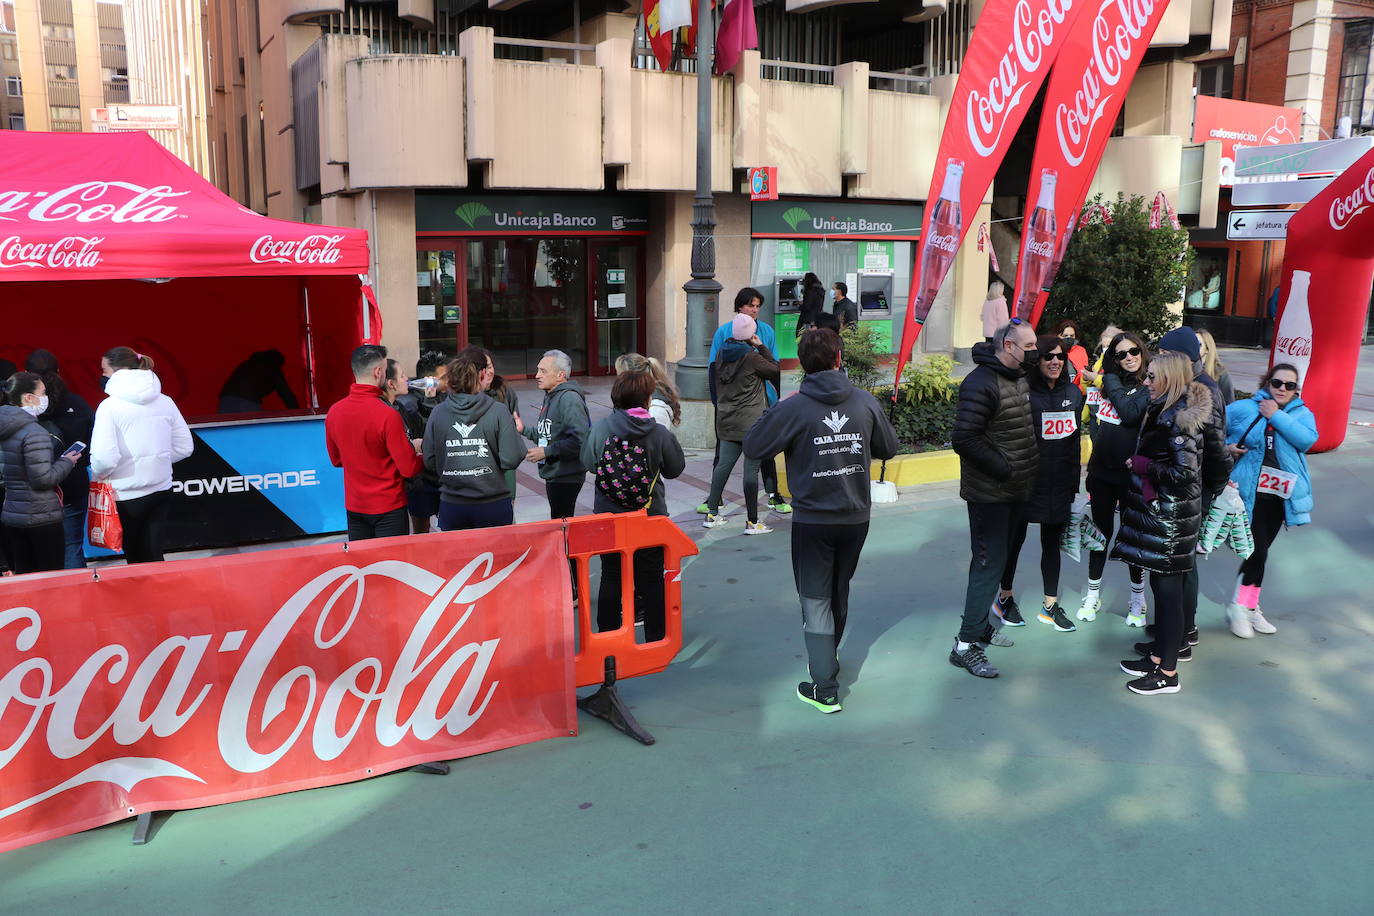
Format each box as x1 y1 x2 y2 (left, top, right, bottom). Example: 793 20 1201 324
0 372 79 574
744 328 899 713
424 348 526 531
524 349 589 519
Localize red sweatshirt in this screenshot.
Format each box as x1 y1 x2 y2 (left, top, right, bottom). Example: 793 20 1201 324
325 383 424 514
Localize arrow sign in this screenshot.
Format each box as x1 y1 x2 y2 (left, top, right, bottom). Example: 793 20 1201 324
1226 209 1295 241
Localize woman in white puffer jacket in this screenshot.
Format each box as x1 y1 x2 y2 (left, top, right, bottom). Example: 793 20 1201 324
90 346 194 563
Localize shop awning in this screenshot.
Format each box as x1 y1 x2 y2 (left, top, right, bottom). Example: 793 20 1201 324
0 131 369 281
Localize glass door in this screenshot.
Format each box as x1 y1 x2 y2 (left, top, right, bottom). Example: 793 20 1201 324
415 244 466 357
463 238 588 377
590 241 645 375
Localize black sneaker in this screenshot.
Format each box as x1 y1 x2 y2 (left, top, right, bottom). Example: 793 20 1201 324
1133 641 1192 662
1126 666 1180 695
1185 626 1200 646
949 640 1000 678
976 624 1014 648
796 681 841 713
992 595 1026 627
1120 656 1154 676
1037 603 1076 632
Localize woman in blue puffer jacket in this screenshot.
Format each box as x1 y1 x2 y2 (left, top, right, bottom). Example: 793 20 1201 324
1222 362 1316 639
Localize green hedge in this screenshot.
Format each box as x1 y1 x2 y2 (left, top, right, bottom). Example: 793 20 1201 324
873 355 958 453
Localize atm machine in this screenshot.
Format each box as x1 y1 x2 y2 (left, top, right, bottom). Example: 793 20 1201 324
774 274 804 359
857 269 894 353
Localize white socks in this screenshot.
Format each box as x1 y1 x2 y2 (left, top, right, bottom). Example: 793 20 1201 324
957 641 972 652
1086 578 1102 597
1129 580 1146 611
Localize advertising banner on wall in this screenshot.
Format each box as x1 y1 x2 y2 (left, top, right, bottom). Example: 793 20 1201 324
1011 0 1173 325
1192 96 1303 186
0 526 576 854
1266 146 1374 452
894 0 1089 381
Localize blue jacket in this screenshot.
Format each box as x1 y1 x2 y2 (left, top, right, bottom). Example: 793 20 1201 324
1225 392 1317 526
710 319 778 406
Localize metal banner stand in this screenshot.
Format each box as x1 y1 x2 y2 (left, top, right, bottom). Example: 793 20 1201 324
577 657 655 746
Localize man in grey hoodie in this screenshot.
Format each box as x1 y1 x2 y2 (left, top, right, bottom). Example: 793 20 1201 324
744 328 899 714
524 349 589 519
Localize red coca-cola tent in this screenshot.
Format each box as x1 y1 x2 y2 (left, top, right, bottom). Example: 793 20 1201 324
0 131 378 416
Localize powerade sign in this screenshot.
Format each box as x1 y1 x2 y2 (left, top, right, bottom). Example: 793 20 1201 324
416 193 650 235
751 200 922 239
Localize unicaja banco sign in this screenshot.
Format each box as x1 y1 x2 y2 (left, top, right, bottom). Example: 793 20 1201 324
416 193 650 235
753 200 921 239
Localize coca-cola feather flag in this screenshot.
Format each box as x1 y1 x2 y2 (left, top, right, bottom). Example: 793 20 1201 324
1010 0 1172 325
894 0 1090 384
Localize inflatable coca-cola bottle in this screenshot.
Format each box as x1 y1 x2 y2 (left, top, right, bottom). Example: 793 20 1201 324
1015 168 1058 320
1273 269 1313 382
912 159 964 326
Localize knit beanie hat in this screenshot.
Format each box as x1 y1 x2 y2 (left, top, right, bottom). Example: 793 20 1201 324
731 313 757 341
1156 327 1201 361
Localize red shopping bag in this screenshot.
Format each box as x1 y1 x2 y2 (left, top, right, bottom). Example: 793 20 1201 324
87 482 124 551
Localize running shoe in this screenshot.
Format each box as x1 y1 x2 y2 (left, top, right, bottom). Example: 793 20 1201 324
1126 666 1180 695
695 502 710 515
1125 607 1147 628
796 681 841 713
1133 641 1192 663
992 595 1026 627
1226 602 1255 638
1038 603 1076 632
1185 626 1200 646
949 641 999 678
744 521 774 535
1248 608 1277 634
1076 593 1101 622
703 513 728 529
1119 656 1154 676
767 493 793 515
976 625 1014 648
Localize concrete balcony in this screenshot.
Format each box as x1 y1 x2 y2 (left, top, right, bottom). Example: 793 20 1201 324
1088 135 1184 205
344 55 466 190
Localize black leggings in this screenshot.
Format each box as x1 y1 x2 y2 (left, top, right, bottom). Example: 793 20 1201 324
1086 478 1144 584
2 522 66 574
597 546 666 641
1239 495 1285 587
707 439 760 522
116 490 172 564
1001 519 1066 597
1149 571 1185 670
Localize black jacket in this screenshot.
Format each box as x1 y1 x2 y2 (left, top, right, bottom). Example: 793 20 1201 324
581 409 686 517
714 339 780 442
1024 370 1084 524
834 296 859 327
1087 369 1150 487
1111 382 1212 575
1194 367 1234 504
952 343 1037 504
797 283 825 332
42 390 94 510
744 369 899 525
396 392 442 488
0 406 75 529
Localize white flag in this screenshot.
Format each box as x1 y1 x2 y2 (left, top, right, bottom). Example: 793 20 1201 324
659 0 692 31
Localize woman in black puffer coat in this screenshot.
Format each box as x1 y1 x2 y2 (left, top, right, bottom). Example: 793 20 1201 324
1112 352 1213 696
999 336 1084 632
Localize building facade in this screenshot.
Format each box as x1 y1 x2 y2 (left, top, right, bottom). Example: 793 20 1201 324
208 0 1234 380
0 0 128 133
120 0 216 179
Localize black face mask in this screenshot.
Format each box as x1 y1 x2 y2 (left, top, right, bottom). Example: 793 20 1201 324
1020 347 1041 371
1062 337 1077 349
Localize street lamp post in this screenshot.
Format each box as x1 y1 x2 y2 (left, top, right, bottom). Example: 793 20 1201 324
676 0 721 405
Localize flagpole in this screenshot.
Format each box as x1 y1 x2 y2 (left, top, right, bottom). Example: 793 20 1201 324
676 0 720 406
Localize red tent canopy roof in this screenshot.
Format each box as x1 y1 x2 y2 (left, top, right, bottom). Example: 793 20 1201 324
0 131 369 281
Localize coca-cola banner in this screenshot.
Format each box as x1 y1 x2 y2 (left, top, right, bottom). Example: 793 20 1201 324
0 131 368 281
0 526 575 854
894 0 1089 381
1012 0 1172 325
1268 146 1374 452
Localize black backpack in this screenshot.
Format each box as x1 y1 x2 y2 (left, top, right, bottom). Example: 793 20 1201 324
594 435 659 510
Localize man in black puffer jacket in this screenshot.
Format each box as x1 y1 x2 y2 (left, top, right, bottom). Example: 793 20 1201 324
949 320 1040 678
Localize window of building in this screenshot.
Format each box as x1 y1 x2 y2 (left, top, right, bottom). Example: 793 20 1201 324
46 64 77 81
49 104 80 121
1196 60 1234 99
2 42 17 61
1337 20 1374 132
102 66 127 82
42 24 75 41
5 75 20 97
8 113 24 130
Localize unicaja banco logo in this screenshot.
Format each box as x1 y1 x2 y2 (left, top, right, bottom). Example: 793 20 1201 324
781 206 812 231
454 202 492 229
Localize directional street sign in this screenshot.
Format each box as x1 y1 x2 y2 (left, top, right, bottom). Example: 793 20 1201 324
1226 209 1294 241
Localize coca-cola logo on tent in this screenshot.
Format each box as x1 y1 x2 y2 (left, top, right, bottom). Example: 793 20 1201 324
1328 166 1374 230
250 234 347 265
0 235 104 269
0 182 187 223
967 0 1076 156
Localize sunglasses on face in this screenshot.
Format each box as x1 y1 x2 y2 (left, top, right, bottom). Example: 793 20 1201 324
1115 347 1142 358
1042 352 1066 361
1270 379 1298 391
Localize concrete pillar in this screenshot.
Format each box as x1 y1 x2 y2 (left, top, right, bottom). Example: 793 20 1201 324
1286 0 1333 141
362 189 420 375
835 61 869 176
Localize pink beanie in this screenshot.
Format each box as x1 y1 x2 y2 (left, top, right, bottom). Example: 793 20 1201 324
731 313 757 341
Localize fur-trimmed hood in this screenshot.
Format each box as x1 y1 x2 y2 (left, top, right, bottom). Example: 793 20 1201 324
1159 380 1213 436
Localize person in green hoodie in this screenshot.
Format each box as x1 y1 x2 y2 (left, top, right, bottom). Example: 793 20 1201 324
423 347 526 531
524 349 589 519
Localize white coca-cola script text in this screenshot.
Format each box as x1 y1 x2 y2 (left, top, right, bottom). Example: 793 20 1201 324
967 0 1076 157
1054 0 1158 166
0 182 187 223
250 234 346 265
0 235 104 270
1328 166 1374 231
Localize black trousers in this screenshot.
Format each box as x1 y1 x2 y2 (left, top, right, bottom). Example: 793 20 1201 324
3 521 66 574
1239 495 1285 587
1149 571 1185 670
792 520 869 691
1086 478 1144 584
1181 492 1215 634
711 437 780 498
116 490 173 563
346 506 409 542
961 502 1022 643
1001 519 1067 597
545 478 584 519
597 546 667 641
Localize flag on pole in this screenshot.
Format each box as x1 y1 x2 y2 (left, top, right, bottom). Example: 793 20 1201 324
714 0 758 75
644 0 677 72
659 0 693 31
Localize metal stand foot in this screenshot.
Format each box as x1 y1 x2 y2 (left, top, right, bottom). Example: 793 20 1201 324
413 761 450 775
576 658 656 745
132 811 155 845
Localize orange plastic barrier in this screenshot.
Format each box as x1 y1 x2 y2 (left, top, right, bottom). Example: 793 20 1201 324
564 512 698 744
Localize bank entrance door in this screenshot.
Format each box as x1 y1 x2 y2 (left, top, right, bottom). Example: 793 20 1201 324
589 241 645 375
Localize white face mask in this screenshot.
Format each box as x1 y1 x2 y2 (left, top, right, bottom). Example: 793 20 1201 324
22 395 48 417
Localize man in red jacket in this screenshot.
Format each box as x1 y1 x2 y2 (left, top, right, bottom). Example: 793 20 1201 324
325 344 424 540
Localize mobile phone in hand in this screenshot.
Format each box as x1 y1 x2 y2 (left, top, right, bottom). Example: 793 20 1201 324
63 441 87 457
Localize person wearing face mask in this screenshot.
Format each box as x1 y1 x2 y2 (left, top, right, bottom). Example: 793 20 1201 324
948 319 1040 678
1051 318 1090 388
24 349 95 569
0 372 79 574
1222 364 1316 638
831 281 858 329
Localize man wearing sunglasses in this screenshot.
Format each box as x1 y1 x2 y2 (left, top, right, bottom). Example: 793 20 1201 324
1155 327 1233 650
949 318 1041 678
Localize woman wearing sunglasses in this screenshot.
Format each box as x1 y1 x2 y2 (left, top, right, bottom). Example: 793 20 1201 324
1077 332 1152 625
1221 363 1316 638
1114 352 1222 694
998 335 1084 632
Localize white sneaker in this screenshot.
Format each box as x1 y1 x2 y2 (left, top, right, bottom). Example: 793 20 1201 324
1248 607 1277 635
1125 601 1147 628
744 521 773 535
703 513 728 529
1076 593 1101 622
1227 601 1255 638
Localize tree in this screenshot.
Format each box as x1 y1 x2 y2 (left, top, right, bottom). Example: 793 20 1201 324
1041 193 1193 346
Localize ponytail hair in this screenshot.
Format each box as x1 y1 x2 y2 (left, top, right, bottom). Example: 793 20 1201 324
614 352 681 425
5 371 43 406
104 346 154 372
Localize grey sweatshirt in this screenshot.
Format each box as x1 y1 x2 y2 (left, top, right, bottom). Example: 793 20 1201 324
743 370 899 525
523 379 590 481
423 392 525 504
